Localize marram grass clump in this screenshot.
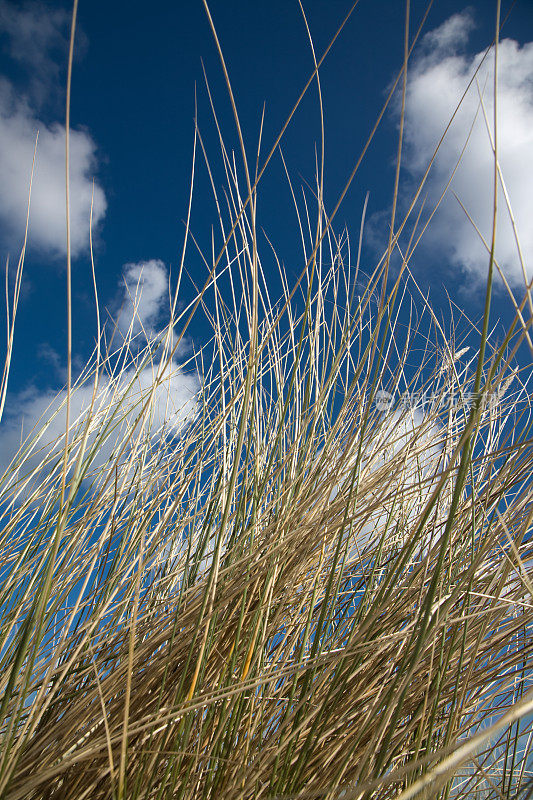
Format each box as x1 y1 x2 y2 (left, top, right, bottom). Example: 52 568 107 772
1 3 533 799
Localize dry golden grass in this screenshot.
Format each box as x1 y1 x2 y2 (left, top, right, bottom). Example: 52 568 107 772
0 1 532 798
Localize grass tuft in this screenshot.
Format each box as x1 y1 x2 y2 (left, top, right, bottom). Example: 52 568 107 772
0 2 532 798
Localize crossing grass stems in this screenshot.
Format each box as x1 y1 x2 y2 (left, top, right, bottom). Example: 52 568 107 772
0 1 532 798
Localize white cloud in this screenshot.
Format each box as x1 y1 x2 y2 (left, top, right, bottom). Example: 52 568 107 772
117 260 169 337
0 3 105 259
419 9 476 59
0 357 199 500
0 1 73 108
0 256 196 501
402 11 533 286
0 80 106 259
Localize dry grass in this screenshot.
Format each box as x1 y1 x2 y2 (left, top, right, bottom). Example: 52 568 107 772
0 1 532 798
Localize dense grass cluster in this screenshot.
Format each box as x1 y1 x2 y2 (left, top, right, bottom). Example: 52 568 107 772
0 2 532 798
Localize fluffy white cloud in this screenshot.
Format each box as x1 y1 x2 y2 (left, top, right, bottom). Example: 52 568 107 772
117 260 169 337
0 254 198 501
0 357 199 500
403 11 533 286
0 80 106 259
0 2 105 259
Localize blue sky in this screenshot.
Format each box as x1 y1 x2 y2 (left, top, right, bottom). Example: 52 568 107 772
0 0 532 466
